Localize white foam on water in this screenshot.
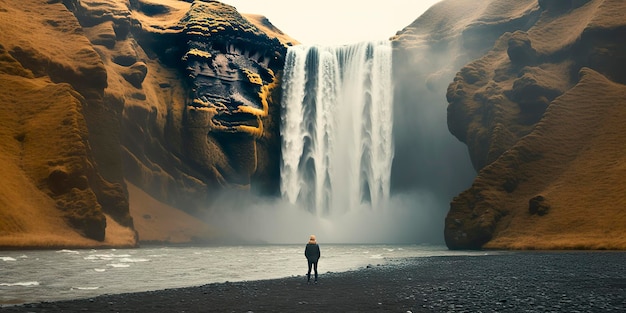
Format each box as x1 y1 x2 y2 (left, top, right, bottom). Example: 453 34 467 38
84 253 132 261
56 249 80 254
0 281 40 287
119 258 149 263
71 286 101 290
0 245 490 305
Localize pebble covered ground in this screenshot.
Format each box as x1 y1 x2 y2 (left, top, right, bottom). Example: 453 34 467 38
3 251 625 312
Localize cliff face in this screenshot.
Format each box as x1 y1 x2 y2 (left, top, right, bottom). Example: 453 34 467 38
444 0 626 249
0 0 293 247
395 0 626 249
0 0 135 248
391 0 540 240
397 0 626 249
74 0 292 243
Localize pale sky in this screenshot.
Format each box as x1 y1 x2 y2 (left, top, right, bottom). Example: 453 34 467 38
220 0 442 45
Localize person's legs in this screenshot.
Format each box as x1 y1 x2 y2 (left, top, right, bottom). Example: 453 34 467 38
307 261 313 282
313 261 318 282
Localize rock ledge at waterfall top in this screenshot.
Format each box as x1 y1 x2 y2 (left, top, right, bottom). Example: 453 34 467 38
396 0 626 249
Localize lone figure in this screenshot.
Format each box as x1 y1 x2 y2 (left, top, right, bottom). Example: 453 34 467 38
304 234 321 284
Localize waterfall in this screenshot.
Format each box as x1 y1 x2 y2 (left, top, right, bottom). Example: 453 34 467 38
280 41 394 216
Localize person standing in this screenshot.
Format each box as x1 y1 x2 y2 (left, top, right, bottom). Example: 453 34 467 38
304 235 321 284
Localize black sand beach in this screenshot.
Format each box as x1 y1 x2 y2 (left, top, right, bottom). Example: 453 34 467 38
3 252 625 312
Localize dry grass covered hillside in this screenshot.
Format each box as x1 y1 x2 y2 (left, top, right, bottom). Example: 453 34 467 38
0 0 135 248
443 0 626 249
482 69 626 249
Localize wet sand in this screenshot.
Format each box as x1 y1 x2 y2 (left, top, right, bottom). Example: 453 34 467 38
3 252 625 312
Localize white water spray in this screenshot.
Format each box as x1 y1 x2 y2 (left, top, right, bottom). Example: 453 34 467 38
280 41 394 216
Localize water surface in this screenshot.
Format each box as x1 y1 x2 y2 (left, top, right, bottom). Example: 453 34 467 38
0 244 486 305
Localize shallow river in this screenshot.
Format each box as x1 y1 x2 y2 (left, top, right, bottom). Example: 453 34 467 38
0 244 487 305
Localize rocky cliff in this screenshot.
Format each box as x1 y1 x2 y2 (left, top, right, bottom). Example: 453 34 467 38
3 0 625 249
396 0 626 249
0 0 294 247
0 0 136 248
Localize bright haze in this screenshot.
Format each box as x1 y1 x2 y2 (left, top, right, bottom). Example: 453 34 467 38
220 0 442 45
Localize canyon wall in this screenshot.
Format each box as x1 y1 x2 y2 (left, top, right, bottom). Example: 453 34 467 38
0 0 293 247
0 0 136 248
396 0 626 249
2 0 625 249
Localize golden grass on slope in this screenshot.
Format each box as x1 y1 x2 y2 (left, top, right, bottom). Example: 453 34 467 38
486 232 626 250
0 0 137 247
484 68 626 249
0 73 137 248
243 14 299 46
0 152 77 242
128 0 191 32
0 218 136 249
529 0 603 55
127 181 214 244
589 0 626 29
0 0 103 82
0 75 85 247
393 0 538 45
102 213 137 247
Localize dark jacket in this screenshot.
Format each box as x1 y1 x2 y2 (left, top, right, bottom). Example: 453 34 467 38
304 243 320 262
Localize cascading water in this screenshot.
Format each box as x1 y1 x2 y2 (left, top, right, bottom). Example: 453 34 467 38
280 41 394 216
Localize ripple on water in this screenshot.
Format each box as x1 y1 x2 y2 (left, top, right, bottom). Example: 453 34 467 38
84 254 132 261
0 282 40 287
1 244 485 305
119 258 150 263
71 286 101 290
56 250 80 254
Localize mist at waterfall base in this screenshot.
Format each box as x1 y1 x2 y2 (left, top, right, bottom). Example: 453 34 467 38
199 40 474 245
204 189 441 244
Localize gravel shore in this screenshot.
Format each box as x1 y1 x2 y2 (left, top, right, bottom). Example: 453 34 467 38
3 251 625 312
